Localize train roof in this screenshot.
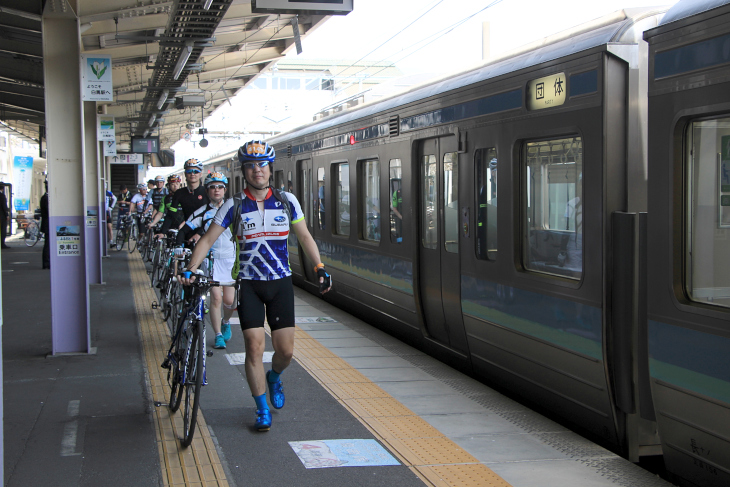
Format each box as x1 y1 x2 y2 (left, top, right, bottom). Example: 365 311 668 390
659 0 730 25
268 7 667 146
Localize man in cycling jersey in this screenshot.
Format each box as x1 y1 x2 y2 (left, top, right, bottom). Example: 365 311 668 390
105 184 117 247
117 184 132 228
181 140 331 432
130 183 151 235
149 174 182 233
159 159 208 235
178 173 236 350
149 175 168 221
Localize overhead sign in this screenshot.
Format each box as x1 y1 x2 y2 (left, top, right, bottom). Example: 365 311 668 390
12 156 33 212
527 72 566 111
107 153 143 164
97 115 115 140
103 139 117 157
251 0 353 15
81 55 113 102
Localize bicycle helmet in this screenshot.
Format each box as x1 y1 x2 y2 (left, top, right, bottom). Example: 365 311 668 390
237 140 275 164
184 158 203 171
137 183 147 190
154 175 165 182
167 174 182 183
204 172 228 187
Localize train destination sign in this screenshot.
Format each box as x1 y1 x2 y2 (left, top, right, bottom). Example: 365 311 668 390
527 73 566 110
251 0 353 15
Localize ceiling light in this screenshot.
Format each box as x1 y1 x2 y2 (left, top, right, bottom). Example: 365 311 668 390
143 130 150 137
203 0 213 9
157 89 169 110
149 114 156 126
173 43 193 80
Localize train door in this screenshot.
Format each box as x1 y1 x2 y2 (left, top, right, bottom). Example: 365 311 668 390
296 159 316 282
417 137 468 353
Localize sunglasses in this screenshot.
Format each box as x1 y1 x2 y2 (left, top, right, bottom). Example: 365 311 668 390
242 161 270 170
185 169 202 174
207 184 226 190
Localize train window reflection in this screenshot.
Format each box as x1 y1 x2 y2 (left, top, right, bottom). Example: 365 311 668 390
421 154 438 249
275 170 285 192
317 167 325 230
361 160 380 242
685 118 730 309
523 137 583 279
336 163 350 236
476 148 497 260
444 152 459 253
390 159 403 244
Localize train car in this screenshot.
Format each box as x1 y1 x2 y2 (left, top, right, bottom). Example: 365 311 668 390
644 1 730 485
264 6 668 465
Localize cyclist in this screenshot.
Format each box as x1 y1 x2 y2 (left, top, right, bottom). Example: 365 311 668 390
149 175 168 221
178 172 236 350
149 174 182 234
105 184 117 247
130 183 151 234
159 159 208 235
117 184 132 229
181 140 331 432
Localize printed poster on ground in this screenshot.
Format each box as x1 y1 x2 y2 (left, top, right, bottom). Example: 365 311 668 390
81 54 113 102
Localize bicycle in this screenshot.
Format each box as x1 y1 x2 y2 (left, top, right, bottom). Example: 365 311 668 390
24 219 44 247
128 214 140 253
161 271 219 447
114 213 131 251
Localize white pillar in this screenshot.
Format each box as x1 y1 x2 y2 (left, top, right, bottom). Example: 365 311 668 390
83 101 102 283
42 3 90 354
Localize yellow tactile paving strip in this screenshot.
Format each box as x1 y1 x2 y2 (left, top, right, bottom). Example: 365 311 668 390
293 330 513 487
127 252 229 487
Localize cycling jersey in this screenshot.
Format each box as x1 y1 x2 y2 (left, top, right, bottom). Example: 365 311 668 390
160 185 208 234
181 202 235 260
118 190 132 214
214 188 303 281
150 187 168 209
131 193 150 214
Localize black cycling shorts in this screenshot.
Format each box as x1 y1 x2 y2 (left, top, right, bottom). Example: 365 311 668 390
237 276 294 331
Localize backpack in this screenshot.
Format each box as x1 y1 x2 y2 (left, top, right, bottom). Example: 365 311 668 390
229 189 292 279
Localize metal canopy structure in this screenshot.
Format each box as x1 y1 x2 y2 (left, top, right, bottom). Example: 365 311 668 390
0 0 330 151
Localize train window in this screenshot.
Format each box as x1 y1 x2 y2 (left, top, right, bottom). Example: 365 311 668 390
421 154 438 250
389 159 403 244
476 148 498 260
685 118 730 309
300 166 311 224
287 171 292 192
335 163 350 236
317 167 325 230
444 152 459 253
360 159 380 242
523 137 583 279
275 170 285 192
235 176 240 194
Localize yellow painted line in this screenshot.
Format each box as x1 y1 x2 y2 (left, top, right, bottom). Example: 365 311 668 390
127 252 229 487
292 329 512 487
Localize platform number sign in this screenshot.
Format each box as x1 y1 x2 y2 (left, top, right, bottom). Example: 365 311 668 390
251 0 353 15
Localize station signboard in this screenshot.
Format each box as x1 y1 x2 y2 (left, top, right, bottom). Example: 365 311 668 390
527 72 566 111
251 0 353 15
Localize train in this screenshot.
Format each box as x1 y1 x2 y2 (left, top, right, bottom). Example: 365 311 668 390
175 2 730 485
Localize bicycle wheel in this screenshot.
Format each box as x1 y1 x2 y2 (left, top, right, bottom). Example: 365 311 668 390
181 319 204 447
128 220 138 253
150 243 161 287
115 226 126 251
167 320 187 413
24 221 40 247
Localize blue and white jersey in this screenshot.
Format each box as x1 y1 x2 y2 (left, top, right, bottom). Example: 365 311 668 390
214 188 303 281
185 203 235 260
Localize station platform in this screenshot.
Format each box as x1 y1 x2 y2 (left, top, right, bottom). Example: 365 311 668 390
2 236 676 487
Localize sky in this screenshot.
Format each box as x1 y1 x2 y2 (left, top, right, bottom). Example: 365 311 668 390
162 0 679 173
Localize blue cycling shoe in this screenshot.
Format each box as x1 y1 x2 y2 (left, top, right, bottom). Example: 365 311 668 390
221 321 232 342
255 409 271 431
213 334 226 349
266 370 285 409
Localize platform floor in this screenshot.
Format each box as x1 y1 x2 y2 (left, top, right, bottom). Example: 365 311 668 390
2 237 676 486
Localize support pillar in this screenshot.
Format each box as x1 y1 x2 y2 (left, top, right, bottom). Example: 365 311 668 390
43 4 90 354
83 101 102 283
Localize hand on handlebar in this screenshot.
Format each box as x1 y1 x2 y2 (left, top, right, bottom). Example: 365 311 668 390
178 268 201 286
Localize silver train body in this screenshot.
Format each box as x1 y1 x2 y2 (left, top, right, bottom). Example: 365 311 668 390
190 3 730 485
